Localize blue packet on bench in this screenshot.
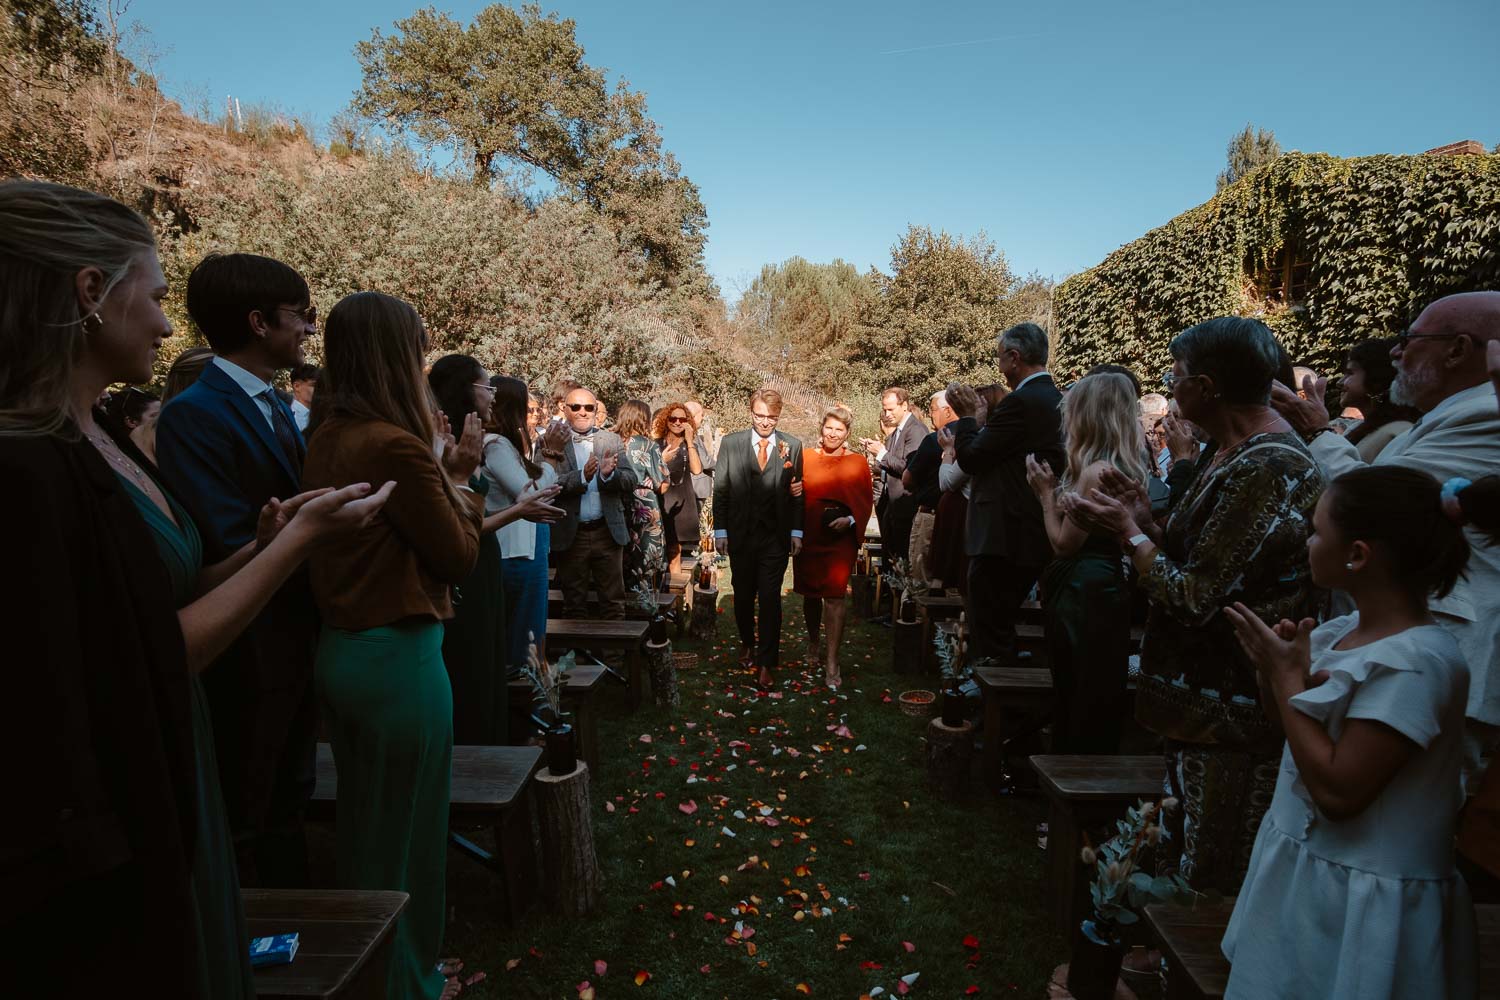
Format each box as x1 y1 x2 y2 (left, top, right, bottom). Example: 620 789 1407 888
249 932 300 967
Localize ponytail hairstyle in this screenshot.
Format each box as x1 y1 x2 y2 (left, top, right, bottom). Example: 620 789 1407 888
0 180 158 437
1448 475 1500 547
1325 466 1472 598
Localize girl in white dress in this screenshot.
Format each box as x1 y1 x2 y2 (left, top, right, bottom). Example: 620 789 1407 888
1220 466 1481 1000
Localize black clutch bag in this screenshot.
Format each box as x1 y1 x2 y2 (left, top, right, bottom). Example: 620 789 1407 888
819 499 853 530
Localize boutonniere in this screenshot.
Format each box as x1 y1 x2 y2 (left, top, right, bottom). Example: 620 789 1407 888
778 440 791 468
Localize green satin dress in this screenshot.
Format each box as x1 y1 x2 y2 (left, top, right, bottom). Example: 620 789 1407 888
118 477 254 1000
1039 533 1131 755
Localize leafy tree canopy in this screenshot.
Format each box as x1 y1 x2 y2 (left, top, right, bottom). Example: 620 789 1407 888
354 2 709 293
1217 123 1282 191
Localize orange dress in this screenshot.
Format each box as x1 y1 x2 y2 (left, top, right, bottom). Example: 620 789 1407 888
793 448 875 598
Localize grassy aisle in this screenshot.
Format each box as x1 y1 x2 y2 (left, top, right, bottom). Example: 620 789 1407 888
447 594 1065 998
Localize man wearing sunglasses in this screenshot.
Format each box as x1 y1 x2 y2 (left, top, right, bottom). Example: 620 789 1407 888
155 252 321 889
1271 290 1500 777
548 386 639 625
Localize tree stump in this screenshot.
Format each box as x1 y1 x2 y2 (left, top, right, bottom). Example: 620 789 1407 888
644 639 680 709
690 586 718 640
892 617 923 674
925 717 975 802
849 573 873 619
534 762 601 916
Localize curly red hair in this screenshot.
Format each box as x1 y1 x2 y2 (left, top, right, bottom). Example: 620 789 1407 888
651 401 696 443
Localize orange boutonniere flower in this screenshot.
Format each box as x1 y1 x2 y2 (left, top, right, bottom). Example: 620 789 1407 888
778 440 792 468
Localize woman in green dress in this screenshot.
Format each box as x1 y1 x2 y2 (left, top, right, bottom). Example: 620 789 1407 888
616 399 670 609
1026 372 1148 754
303 293 488 1000
0 180 391 997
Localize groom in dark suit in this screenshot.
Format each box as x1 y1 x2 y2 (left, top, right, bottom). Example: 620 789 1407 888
155 253 319 887
954 322 1065 664
712 388 804 686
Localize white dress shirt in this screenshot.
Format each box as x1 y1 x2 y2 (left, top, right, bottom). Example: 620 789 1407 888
212 356 277 431
571 433 612 523
290 398 311 431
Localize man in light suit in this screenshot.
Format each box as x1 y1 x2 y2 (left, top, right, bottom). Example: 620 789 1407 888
155 252 318 887
954 322 1066 664
862 387 928 563
712 388 804 686
1273 290 1500 774
547 386 639 621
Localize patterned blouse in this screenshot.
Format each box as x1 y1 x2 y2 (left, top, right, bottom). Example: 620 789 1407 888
1136 431 1325 751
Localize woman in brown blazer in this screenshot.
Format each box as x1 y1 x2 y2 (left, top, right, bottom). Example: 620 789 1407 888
302 292 485 1000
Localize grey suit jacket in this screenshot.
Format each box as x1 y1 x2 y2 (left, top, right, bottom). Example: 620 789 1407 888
549 433 640 552
877 413 929 504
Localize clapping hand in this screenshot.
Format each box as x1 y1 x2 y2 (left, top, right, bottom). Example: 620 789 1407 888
256 487 335 551
1222 601 1319 695
285 481 398 546
1163 411 1198 462
1024 453 1056 498
598 448 619 478
946 383 979 419
443 412 484 483
516 484 565 525
936 425 956 449
1270 374 1329 435
860 437 882 457
1059 488 1138 539
540 419 571 458
583 453 599 480
1097 466 1152 527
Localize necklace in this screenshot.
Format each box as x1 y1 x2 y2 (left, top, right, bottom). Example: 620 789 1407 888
1207 412 1284 470
83 427 153 491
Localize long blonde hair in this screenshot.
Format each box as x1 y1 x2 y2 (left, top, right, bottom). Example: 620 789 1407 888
1060 373 1149 490
0 180 158 437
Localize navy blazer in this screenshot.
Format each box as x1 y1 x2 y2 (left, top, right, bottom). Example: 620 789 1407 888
155 362 304 562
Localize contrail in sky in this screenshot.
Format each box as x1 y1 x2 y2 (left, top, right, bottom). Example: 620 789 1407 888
880 32 1047 56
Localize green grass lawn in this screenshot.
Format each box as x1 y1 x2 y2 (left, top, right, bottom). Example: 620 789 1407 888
444 590 1066 998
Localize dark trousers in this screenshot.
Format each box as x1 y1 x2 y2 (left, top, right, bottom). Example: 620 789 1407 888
882 494 916 561
730 533 789 668
555 520 626 621
965 554 1040 664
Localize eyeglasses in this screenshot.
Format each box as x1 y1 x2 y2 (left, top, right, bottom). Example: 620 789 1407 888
1394 330 1467 349
472 382 496 393
278 305 317 325
568 403 597 413
1161 369 1203 392
752 411 780 422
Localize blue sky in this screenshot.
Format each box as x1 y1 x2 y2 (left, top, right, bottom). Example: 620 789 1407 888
137 0 1498 300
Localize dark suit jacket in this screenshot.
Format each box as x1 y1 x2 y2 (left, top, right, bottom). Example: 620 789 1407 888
877 413 929 504
713 430 804 551
155 361 315 695
954 373 1064 564
549 432 640 551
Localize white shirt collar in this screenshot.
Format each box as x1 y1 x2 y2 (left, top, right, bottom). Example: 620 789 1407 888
213 356 276 399
1013 370 1051 392
752 430 777 453
1424 381 1491 424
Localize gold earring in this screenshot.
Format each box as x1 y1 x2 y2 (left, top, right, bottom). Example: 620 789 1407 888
81 312 103 334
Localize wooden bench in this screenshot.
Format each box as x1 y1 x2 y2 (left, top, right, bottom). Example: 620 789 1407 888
311 744 543 922
1145 900 1500 999
916 592 966 674
509 662 606 771
1030 754 1165 935
548 617 650 708
547 588 679 620
245 888 408 999
974 660 1053 791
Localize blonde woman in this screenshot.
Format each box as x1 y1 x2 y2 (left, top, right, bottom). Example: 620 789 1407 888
1024 372 1148 754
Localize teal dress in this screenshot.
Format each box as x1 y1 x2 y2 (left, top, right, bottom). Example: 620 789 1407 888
117 477 254 1000
443 475 508 745
1039 533 1131 755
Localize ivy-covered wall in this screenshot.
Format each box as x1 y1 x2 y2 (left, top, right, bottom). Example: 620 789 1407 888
1053 151 1500 383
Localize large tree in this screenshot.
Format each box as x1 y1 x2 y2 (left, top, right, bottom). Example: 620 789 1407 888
735 256 878 393
1217 123 1282 190
354 2 708 292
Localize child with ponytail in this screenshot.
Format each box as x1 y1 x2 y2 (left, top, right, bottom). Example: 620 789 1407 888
1217 466 1499 999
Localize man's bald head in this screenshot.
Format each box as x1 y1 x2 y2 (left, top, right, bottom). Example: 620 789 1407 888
564 387 598 433
1393 291 1500 411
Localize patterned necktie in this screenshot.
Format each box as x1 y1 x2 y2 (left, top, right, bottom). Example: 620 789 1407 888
262 389 303 477
757 437 769 471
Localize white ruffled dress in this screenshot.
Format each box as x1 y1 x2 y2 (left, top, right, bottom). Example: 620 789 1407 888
1220 614 1477 999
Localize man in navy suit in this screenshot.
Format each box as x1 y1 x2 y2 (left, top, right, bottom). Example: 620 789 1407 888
156 253 318 887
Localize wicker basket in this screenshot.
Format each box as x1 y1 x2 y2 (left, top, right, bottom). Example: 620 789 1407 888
898 689 937 718
672 652 698 673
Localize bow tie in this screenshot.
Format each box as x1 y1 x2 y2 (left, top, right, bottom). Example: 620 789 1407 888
573 429 597 443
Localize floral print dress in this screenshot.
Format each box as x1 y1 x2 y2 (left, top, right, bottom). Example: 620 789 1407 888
622 435 669 609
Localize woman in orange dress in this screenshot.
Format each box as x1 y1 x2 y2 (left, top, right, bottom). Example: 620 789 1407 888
794 405 874 688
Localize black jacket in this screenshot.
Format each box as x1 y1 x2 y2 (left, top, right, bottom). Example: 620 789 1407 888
954 373 1065 563
713 430 804 551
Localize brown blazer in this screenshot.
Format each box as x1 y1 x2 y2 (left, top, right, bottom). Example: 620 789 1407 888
303 417 483 631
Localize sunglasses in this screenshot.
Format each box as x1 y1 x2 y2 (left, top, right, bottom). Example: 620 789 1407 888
668 415 689 424
568 403 597 413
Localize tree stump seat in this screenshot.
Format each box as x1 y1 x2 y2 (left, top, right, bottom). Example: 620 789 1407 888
244 888 408 999
1029 754 1166 936
310 744 543 923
